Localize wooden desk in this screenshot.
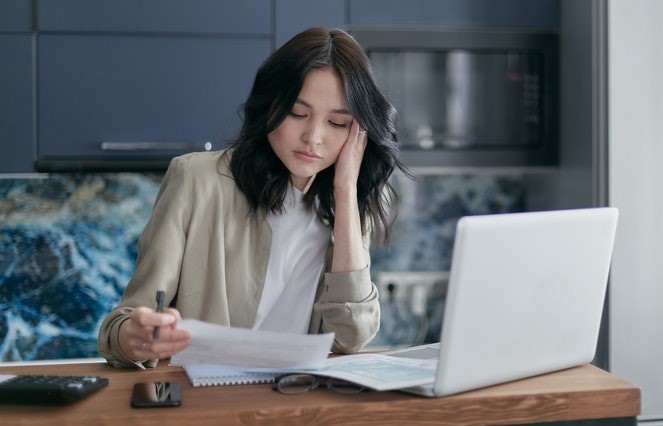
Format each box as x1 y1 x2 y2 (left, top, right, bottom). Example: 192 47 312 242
0 361 640 426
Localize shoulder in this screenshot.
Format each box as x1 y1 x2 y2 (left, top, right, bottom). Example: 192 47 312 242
166 149 234 183
169 149 231 172
163 149 252 210
156 150 238 206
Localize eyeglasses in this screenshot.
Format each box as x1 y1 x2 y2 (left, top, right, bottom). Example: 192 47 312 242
272 373 366 395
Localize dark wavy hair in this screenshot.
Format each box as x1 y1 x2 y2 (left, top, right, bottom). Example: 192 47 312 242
228 27 408 245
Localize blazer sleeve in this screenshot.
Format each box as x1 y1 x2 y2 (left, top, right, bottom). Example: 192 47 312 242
97 155 192 368
309 242 380 353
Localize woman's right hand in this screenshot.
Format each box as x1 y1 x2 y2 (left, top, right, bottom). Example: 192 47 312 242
118 306 191 361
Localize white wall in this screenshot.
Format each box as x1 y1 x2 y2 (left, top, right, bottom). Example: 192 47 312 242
609 0 663 420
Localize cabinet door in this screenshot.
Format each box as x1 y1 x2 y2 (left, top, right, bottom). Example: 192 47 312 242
0 0 32 32
274 0 347 47
37 35 270 171
0 0 35 173
0 35 35 173
37 0 270 35
349 0 559 29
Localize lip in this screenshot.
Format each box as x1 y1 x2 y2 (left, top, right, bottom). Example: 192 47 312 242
294 150 321 162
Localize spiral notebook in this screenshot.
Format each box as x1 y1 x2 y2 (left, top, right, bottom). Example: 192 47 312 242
182 364 280 387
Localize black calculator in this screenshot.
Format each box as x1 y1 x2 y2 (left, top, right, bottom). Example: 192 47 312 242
0 374 109 404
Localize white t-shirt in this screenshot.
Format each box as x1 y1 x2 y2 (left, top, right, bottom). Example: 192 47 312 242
252 185 330 333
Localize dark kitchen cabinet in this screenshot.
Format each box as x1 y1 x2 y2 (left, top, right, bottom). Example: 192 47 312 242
36 0 270 34
35 0 271 172
274 0 346 48
0 0 35 173
349 0 559 29
0 0 563 173
347 0 560 169
37 35 270 171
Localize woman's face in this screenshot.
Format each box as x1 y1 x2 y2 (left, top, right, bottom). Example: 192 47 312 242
268 68 353 191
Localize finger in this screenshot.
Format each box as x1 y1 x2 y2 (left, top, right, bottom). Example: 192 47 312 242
359 129 368 148
127 337 152 356
350 120 364 138
353 121 368 149
158 308 183 332
125 308 178 355
354 124 368 153
130 306 177 328
142 329 191 359
150 340 191 360
164 307 182 321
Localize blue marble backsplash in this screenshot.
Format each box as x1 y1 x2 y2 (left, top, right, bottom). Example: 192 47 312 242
371 172 525 272
0 173 161 361
0 171 524 361
369 172 525 347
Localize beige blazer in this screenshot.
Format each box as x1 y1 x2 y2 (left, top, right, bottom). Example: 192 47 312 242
97 150 380 368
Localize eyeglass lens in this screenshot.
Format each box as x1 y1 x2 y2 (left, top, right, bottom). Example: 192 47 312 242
326 377 365 394
276 374 318 394
274 374 364 395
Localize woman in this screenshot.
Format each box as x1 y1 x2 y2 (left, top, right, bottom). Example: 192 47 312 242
98 27 407 368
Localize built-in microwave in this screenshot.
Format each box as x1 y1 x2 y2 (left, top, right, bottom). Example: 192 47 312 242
351 28 559 169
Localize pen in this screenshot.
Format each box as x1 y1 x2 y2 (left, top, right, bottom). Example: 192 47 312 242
153 290 165 341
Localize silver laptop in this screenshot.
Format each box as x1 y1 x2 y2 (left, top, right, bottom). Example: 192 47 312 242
385 207 619 397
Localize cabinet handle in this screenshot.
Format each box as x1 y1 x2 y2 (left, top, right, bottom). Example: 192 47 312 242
100 141 213 151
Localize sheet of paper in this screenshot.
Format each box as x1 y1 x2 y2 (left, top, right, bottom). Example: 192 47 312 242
169 319 334 369
315 353 438 391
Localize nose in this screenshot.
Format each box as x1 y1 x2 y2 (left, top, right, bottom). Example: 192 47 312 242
303 120 324 145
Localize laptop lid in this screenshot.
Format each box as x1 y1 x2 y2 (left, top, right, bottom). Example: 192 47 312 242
432 207 618 396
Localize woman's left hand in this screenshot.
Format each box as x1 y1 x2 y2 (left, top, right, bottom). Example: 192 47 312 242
334 120 368 192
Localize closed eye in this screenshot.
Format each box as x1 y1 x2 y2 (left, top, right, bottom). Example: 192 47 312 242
329 120 348 128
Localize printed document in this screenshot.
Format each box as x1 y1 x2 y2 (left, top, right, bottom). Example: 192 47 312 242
169 319 334 369
170 319 437 391
314 353 437 391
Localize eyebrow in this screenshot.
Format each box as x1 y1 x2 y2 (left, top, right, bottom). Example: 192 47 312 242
295 98 352 115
